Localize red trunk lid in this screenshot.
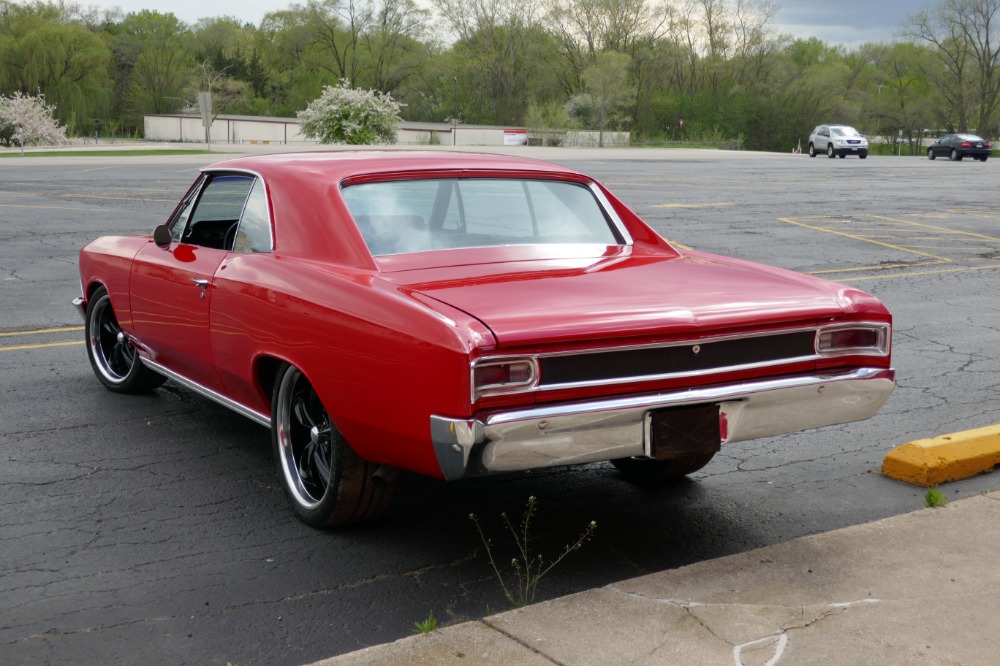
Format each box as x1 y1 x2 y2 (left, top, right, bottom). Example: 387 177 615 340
380 248 856 347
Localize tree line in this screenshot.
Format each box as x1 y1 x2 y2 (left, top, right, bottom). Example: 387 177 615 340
1 0 998 151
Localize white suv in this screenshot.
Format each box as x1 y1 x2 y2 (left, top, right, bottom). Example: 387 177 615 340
808 125 869 159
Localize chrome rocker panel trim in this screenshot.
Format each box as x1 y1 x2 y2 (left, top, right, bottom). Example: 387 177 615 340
141 358 272 428
431 367 895 481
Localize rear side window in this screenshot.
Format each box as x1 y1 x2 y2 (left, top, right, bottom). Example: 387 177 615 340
341 178 622 256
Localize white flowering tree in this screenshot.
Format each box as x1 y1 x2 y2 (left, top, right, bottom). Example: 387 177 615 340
297 80 403 145
0 92 69 147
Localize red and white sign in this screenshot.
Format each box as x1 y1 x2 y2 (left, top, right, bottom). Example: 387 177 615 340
503 129 528 146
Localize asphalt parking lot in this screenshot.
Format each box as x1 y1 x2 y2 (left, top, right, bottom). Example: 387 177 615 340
1 147 999 666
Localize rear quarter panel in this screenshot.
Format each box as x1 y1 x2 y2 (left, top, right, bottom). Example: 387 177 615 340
210 255 495 478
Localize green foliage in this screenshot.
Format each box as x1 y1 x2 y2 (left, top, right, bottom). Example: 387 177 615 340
925 486 949 508
412 610 438 634
297 79 403 144
470 496 596 609
2 0 997 150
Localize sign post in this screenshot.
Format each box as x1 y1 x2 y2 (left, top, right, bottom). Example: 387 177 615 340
18 123 23 157
679 117 684 143
198 92 213 149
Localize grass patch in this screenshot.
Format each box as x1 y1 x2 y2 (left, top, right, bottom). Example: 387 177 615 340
925 486 949 508
0 149 220 158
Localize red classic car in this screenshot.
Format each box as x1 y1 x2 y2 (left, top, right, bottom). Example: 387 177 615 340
75 151 895 527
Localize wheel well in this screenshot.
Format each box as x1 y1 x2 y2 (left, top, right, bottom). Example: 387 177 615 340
85 281 106 300
256 356 285 411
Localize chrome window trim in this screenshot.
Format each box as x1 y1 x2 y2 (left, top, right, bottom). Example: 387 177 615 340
339 176 633 253
200 167 275 253
587 182 633 245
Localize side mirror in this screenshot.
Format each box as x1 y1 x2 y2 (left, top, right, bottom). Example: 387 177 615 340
153 224 172 248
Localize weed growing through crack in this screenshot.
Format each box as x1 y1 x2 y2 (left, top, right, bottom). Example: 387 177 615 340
412 610 438 634
925 486 948 508
470 495 597 608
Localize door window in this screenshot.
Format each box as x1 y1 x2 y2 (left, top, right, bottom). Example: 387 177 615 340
172 174 257 250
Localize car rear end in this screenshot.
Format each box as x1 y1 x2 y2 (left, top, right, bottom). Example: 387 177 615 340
390 249 894 480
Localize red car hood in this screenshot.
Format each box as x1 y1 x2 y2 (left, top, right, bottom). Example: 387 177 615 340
381 250 859 346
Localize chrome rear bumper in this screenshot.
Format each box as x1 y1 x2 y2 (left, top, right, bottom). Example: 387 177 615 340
430 367 894 480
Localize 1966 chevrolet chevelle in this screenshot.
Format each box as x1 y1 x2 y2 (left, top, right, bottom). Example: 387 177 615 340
75 151 894 527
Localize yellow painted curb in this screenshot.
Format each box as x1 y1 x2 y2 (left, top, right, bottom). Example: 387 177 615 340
882 425 1000 487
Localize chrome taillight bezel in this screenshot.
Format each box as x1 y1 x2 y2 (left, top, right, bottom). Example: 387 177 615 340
816 322 891 357
471 356 539 401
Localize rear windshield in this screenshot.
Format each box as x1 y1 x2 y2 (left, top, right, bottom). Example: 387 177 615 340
340 178 623 256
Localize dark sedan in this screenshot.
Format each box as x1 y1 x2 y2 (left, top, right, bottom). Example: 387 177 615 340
926 133 993 161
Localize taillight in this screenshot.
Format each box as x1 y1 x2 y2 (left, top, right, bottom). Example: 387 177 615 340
961 141 972 147
816 324 890 357
472 357 538 400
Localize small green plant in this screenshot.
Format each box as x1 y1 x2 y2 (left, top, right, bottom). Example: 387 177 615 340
412 610 438 634
470 496 596 608
925 486 949 508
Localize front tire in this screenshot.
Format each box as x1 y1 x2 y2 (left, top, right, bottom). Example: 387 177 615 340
85 286 165 393
827 144 835 158
927 148 936 160
271 364 393 527
611 452 716 484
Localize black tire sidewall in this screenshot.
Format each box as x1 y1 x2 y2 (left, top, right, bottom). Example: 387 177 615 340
85 286 163 393
271 363 372 527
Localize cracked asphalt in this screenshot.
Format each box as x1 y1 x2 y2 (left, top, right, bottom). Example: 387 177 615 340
1 148 998 666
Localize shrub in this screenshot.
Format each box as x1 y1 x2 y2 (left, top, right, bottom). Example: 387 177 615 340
297 80 403 145
0 91 68 147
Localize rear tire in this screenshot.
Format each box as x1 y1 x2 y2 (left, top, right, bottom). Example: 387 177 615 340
611 452 716 484
980 155 989 162
271 363 394 527
950 149 962 161
808 143 817 157
85 286 165 393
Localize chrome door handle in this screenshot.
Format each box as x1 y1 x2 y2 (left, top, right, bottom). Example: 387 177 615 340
190 278 210 299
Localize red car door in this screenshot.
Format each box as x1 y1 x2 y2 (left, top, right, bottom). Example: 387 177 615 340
129 242 227 390
128 173 258 392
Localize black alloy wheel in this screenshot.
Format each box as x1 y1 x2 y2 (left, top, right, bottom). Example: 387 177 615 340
85 286 165 393
271 364 394 527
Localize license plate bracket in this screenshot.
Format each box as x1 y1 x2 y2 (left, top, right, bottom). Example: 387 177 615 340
649 404 721 460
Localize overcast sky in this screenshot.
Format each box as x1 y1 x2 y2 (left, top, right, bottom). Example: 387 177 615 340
772 0 922 46
91 0 922 47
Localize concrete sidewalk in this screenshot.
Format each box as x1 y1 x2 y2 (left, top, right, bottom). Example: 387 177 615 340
314 493 1000 665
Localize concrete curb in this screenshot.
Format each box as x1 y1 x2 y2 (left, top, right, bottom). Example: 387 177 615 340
312 495 1000 666
882 424 1000 486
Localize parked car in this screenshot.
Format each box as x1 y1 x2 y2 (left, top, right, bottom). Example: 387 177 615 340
926 133 993 161
75 152 895 527
808 124 869 158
